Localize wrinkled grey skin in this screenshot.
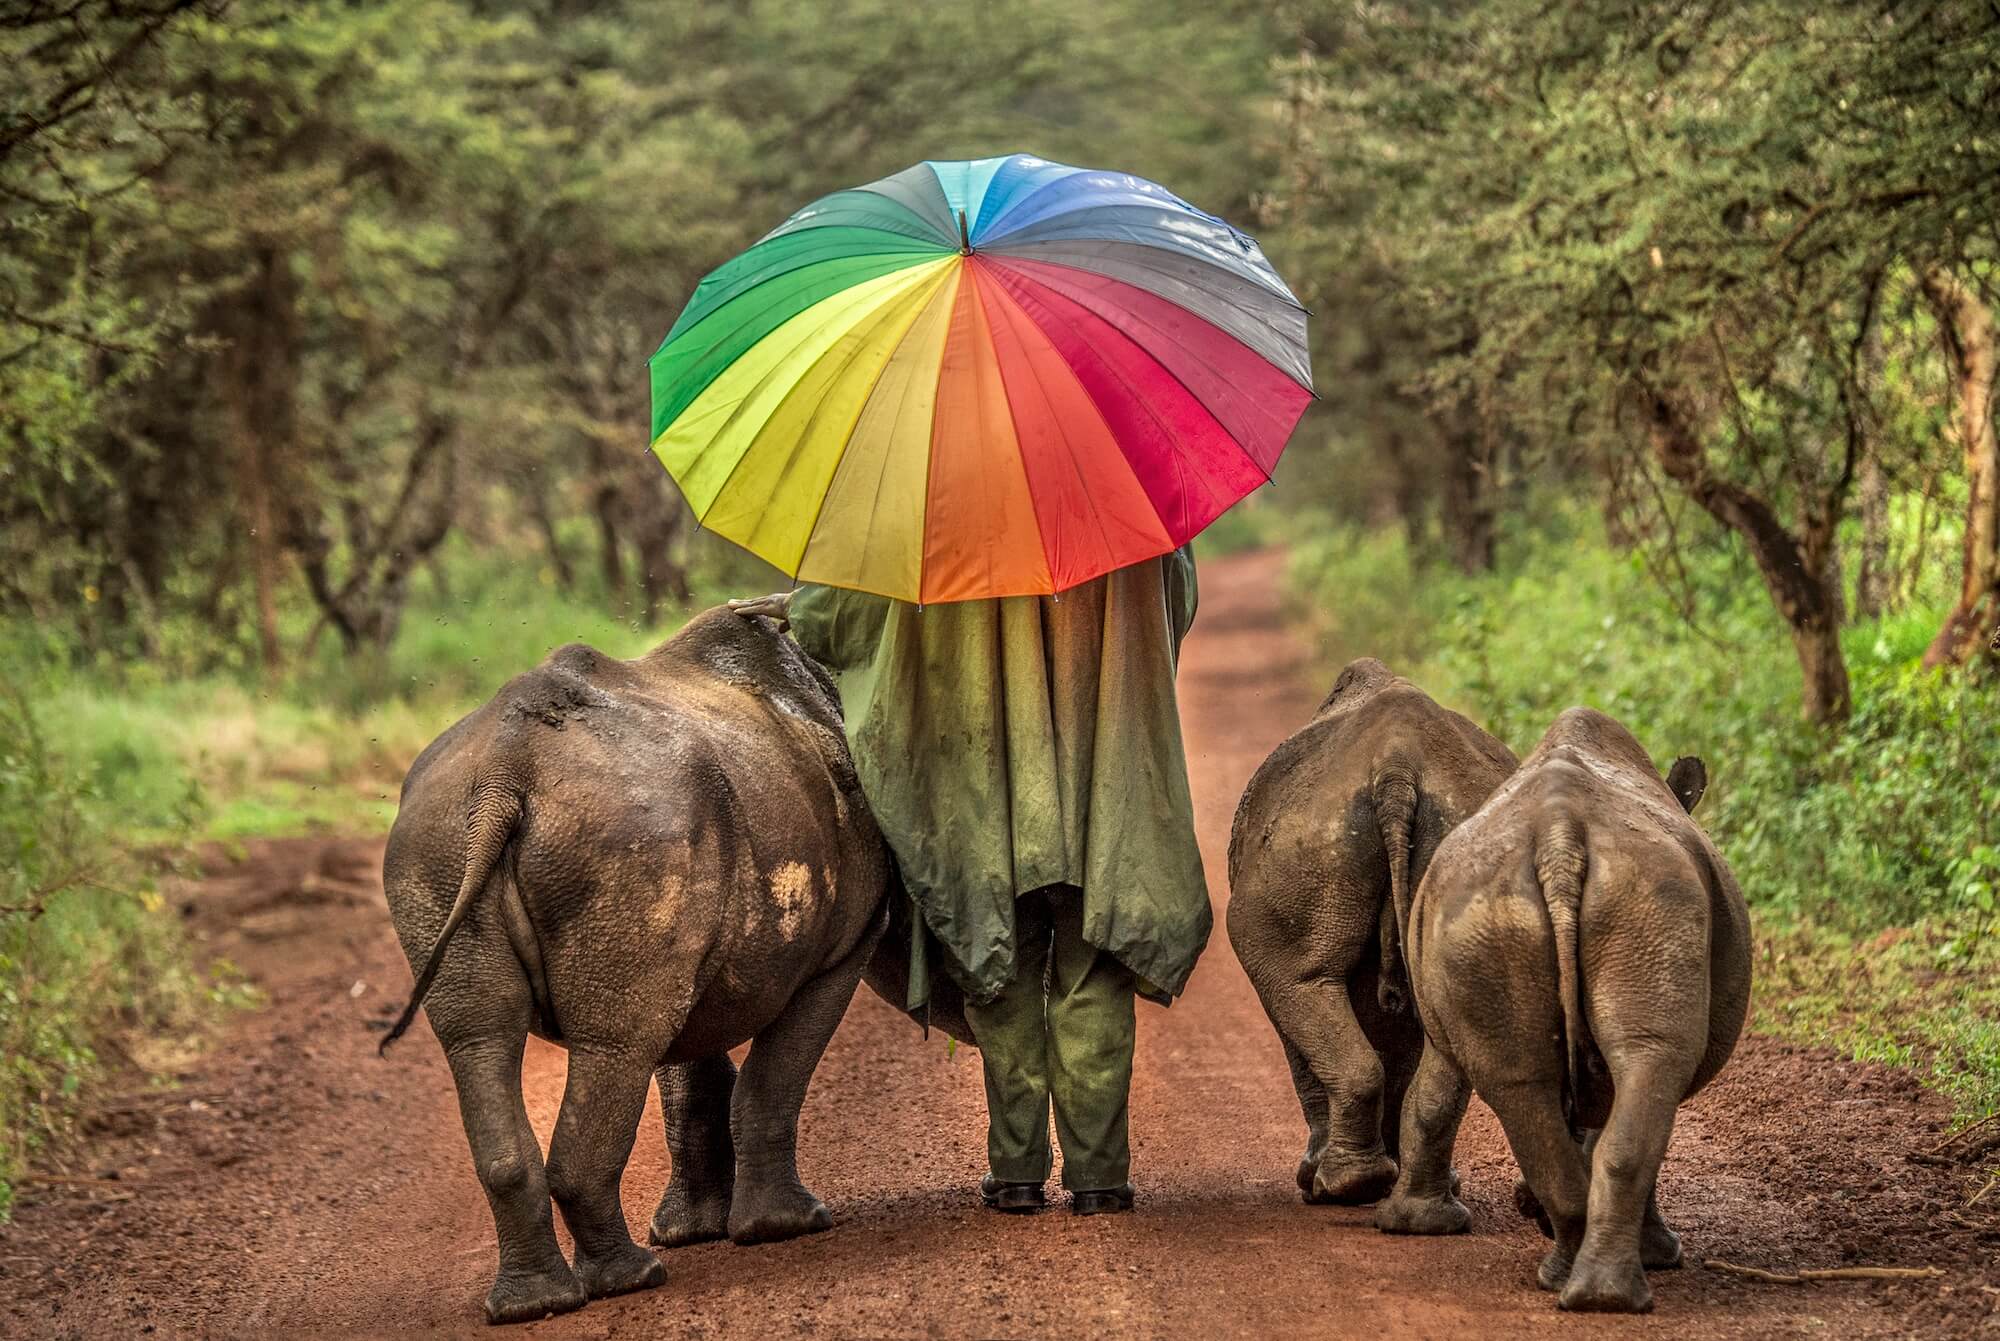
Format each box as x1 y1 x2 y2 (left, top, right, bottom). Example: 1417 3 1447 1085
1227 658 1517 1209
1403 707 1750 1313
381 607 889 1325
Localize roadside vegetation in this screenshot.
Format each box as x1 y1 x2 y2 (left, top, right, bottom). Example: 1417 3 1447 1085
1287 508 2000 1122
0 689 209 1218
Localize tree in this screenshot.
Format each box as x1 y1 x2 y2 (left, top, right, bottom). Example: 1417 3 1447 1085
1270 0 2000 721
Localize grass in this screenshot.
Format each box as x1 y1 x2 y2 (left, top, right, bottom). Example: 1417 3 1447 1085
3 533 725 842
1284 504 2000 1122
0 686 214 1218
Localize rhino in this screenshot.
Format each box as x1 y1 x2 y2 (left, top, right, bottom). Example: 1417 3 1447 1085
379 607 893 1324
1402 707 1750 1312
1227 657 1517 1211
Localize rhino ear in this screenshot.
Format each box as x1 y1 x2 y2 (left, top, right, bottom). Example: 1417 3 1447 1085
1666 756 1708 814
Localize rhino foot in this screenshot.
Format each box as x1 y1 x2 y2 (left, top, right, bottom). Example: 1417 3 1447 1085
729 1180 832 1245
1536 1246 1573 1293
1641 1216 1683 1269
650 1185 732 1248
1558 1255 1653 1313
1374 1191 1470 1235
484 1264 587 1326
574 1241 666 1301
1295 1156 1318 1196
1307 1153 1398 1205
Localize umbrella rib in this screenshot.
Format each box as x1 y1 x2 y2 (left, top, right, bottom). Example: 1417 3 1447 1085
973 269 1164 577
983 239 1313 388
688 267 943 530
974 159 1087 239
654 249 944 437
985 255 1302 456
790 269 955 587
992 276 1220 539
962 266 1057 596
985 262 1273 501
850 268 962 598
657 229 943 350
997 206 1298 304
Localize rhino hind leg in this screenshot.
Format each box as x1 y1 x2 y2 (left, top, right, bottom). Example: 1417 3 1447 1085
440 1031 586 1325
1280 1037 1331 1195
1374 1044 1471 1236
1482 1079 1591 1297
1557 1067 1685 1314
418 930 588 1327
544 1047 667 1301
726 927 879 1245
1571 1129 1679 1269
650 1054 738 1248
1260 979 1396 1205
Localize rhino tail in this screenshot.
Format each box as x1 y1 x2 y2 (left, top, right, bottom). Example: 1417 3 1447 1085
380 780 521 1055
1372 762 1419 1015
1535 816 1589 1129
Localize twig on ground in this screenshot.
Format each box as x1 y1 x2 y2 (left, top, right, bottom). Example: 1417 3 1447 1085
1703 1259 1946 1285
1923 1111 1998 1156
1970 1172 1997 1207
20 1173 141 1188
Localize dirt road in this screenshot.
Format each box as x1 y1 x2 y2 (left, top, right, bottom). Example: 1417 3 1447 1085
3 549 1993 1339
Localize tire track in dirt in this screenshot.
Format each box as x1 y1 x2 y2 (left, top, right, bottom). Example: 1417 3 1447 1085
2 548 1991 1338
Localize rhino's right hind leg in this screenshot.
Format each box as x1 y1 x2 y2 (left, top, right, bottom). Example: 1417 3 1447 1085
727 928 877 1244
1258 979 1396 1205
545 1047 667 1302
1574 1128 1679 1268
650 1054 737 1248
441 1034 585 1326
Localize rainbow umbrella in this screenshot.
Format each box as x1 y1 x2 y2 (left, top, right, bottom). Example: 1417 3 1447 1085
647 153 1312 603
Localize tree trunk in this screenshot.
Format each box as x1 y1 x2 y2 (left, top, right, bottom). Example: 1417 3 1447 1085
1642 388 1852 723
1439 396 1497 574
593 481 626 600
526 481 574 591
1920 269 2000 668
631 466 692 625
217 246 299 676
1854 450 1891 620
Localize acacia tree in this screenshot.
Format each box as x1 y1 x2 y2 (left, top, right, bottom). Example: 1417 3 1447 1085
1920 269 1999 667
1273 0 2000 720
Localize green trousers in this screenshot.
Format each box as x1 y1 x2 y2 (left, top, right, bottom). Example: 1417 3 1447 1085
964 885 1136 1192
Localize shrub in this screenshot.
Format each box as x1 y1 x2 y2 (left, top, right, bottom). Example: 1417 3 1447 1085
0 683 208 1217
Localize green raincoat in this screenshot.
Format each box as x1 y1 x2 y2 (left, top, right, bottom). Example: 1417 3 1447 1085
788 550 1209 1008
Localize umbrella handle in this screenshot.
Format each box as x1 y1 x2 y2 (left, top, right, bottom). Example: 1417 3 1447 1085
958 209 971 256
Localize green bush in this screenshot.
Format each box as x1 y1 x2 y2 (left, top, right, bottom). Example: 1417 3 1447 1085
0 684 209 1218
0 534 709 841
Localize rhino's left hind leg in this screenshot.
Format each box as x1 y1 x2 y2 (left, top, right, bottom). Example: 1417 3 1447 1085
1374 1043 1471 1236
1281 1037 1331 1196
545 1047 667 1301
649 1054 737 1248
727 927 878 1244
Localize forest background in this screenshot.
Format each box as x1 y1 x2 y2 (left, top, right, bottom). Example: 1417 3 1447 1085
3 0 1996 1213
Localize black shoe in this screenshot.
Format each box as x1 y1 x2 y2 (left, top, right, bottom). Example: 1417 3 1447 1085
980 1174 1045 1213
1070 1184 1135 1216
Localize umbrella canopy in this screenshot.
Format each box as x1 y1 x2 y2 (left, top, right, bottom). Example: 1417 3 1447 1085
647 153 1313 603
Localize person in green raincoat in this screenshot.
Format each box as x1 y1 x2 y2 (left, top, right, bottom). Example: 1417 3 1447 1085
733 549 1209 1214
